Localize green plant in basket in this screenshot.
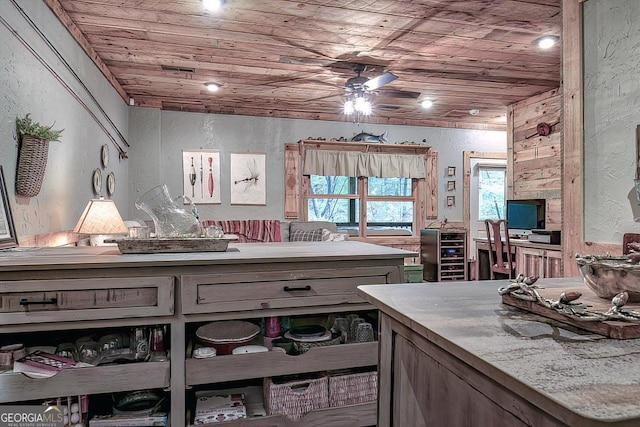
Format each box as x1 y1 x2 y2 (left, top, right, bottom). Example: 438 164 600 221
15 113 64 141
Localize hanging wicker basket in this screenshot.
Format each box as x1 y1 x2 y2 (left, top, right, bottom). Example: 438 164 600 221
16 135 50 197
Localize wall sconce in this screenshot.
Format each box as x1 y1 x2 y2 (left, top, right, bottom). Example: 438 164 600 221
73 197 128 246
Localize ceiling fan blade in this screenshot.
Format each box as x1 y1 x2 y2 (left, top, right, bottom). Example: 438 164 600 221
364 72 398 90
376 88 421 99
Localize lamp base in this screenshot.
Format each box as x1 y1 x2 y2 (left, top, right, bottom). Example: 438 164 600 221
90 234 120 246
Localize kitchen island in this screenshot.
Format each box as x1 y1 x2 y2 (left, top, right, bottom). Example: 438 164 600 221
0 241 413 427
358 278 640 427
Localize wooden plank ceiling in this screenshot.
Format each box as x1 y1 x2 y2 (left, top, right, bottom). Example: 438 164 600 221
45 0 561 131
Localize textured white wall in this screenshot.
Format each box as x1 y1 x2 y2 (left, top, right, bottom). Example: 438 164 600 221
0 0 129 240
127 109 506 223
584 0 640 244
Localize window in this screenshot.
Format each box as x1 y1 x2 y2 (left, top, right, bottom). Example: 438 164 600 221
477 166 506 220
307 175 415 234
285 140 433 237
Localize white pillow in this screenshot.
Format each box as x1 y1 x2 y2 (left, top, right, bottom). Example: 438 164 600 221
322 229 347 242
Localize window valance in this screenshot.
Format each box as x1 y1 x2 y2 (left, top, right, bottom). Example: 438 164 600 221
302 149 427 178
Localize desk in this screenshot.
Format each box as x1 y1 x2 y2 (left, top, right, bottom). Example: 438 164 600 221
475 237 562 279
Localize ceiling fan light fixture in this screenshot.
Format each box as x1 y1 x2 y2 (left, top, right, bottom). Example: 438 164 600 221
204 82 221 92
343 91 372 123
343 100 354 115
202 0 225 11
535 35 559 49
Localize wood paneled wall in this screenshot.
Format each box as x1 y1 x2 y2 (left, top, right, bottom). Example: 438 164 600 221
507 88 562 231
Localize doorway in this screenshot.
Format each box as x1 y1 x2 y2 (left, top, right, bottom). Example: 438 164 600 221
463 151 507 275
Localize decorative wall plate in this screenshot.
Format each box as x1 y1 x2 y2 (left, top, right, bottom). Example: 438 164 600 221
92 168 102 195
106 172 116 195
101 144 109 167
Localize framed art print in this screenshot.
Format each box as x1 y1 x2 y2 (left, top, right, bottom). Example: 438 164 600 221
230 152 266 205
183 149 221 204
0 166 18 249
447 180 456 191
447 166 456 177
447 195 455 207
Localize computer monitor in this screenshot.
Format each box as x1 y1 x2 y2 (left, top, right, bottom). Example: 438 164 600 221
506 199 546 236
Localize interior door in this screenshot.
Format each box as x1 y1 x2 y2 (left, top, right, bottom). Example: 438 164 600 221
469 159 506 262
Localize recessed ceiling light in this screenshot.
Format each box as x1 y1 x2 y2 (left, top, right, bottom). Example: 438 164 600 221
535 35 559 49
204 82 221 92
420 99 433 109
469 109 480 116
203 0 225 11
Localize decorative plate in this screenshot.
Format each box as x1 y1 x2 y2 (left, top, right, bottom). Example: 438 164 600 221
92 168 102 195
101 144 109 167
106 172 116 196
195 320 260 344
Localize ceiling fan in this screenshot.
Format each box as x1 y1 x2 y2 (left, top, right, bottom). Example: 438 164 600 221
305 63 420 103
345 64 398 94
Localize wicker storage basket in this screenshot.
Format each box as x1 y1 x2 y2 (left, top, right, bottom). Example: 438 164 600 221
328 370 378 407
264 374 329 420
16 135 50 197
292 334 341 354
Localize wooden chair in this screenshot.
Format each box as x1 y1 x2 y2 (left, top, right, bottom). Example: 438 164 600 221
485 219 515 279
623 233 640 254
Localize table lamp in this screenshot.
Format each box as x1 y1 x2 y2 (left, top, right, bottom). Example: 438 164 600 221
73 197 128 246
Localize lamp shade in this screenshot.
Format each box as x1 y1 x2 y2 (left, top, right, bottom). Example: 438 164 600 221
73 198 128 235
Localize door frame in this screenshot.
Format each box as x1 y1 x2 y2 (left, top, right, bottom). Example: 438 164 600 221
463 151 507 276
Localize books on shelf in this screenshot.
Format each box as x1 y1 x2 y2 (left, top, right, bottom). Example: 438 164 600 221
193 386 265 424
194 393 246 424
13 351 77 378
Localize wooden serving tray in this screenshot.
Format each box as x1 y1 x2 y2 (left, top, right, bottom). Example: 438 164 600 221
502 285 640 339
115 235 238 254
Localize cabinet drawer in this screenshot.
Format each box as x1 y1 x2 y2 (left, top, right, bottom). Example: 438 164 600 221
186 402 376 427
0 277 174 325
186 341 378 385
0 362 170 403
181 266 395 314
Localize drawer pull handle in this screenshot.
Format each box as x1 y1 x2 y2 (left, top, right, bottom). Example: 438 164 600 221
19 297 58 306
283 285 311 292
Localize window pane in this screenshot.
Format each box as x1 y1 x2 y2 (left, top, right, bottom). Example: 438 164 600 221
368 177 412 196
307 198 356 223
478 168 506 219
366 201 413 231
309 175 354 195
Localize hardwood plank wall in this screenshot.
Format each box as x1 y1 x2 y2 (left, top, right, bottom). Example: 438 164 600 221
508 88 563 232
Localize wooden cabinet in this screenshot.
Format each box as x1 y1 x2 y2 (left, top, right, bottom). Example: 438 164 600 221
0 274 173 406
386 322 562 427
420 229 467 281
0 242 411 427
516 247 563 278
476 239 563 280
358 280 640 427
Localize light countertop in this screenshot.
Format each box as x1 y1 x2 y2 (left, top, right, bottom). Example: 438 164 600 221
358 278 640 424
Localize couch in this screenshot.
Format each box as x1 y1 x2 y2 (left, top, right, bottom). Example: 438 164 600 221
201 220 345 243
